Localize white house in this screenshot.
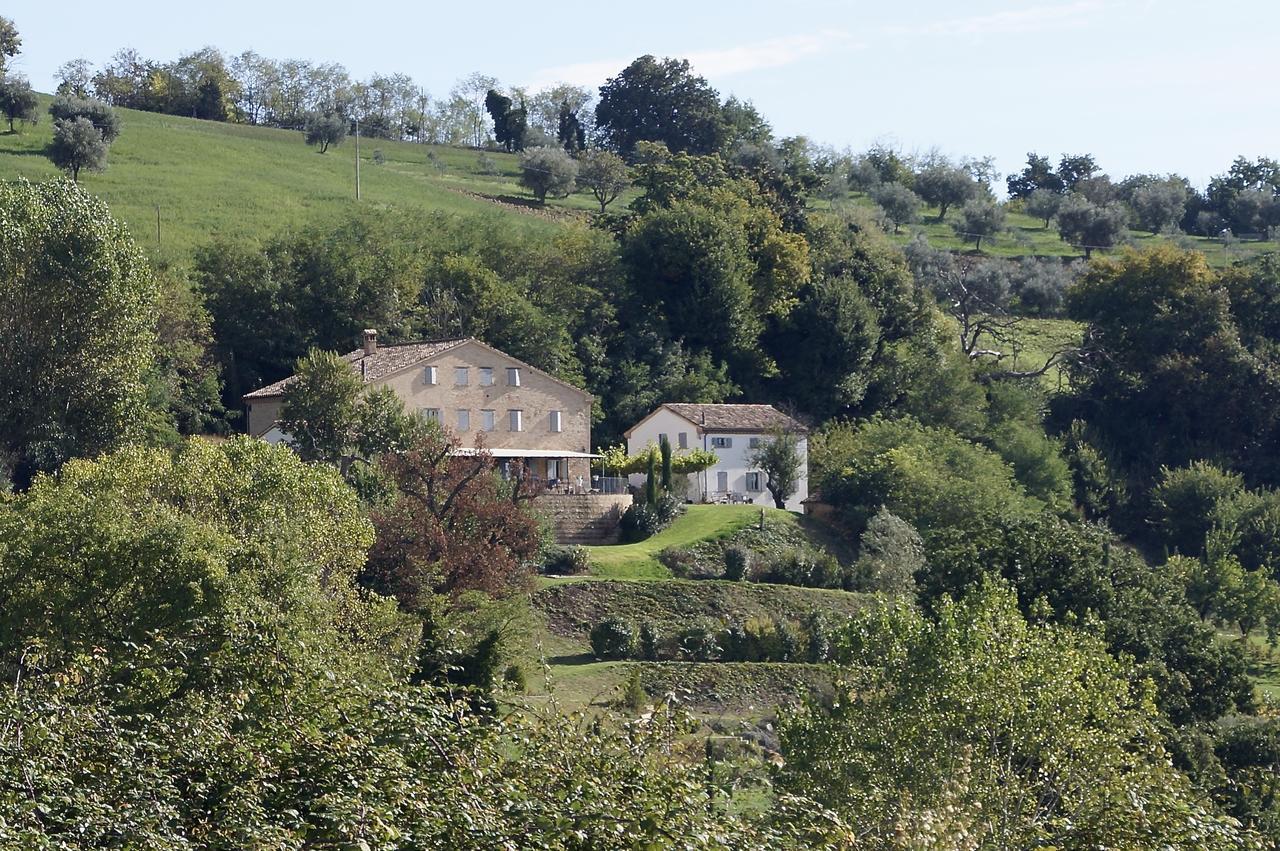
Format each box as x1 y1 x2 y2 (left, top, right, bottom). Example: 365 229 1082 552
624 403 809 512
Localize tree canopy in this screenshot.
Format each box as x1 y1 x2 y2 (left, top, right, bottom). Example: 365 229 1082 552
595 55 728 157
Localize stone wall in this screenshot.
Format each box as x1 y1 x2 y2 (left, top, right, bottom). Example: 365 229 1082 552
535 493 632 545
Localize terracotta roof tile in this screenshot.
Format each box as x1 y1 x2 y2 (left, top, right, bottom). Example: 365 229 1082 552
662 403 808 434
242 338 468 400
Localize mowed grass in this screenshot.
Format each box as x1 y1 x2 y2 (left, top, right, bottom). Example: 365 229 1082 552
830 192 1280 267
582 504 783 579
0 96 618 263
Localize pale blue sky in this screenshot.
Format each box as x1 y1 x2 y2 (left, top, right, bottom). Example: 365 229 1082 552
7 0 1278 186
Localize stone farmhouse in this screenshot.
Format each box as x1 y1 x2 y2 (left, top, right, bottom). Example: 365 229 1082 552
243 331 598 489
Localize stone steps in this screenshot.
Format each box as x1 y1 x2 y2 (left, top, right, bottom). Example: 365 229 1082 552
535 493 632 545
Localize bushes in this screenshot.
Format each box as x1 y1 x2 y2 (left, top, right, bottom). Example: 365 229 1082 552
1151 461 1246 556
850 508 925 595
542 544 590 575
589 617 636 660
723 546 751 581
587 614 832 664
619 503 663 542
619 493 684 543
757 547 849 590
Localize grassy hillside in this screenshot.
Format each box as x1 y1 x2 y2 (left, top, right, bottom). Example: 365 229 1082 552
0 97 620 263
582 504 774 578
525 504 870 717
6 98 1268 273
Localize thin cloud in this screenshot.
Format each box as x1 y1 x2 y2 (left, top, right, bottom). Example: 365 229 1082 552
523 30 857 90
886 1 1104 37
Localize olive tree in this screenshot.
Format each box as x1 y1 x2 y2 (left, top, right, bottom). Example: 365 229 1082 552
48 116 108 181
1130 178 1189 234
1056 194 1128 257
305 112 347 153
0 73 38 132
914 164 977 221
1025 187 1062 228
869 181 921 233
953 197 1006 250
518 145 578 203
48 95 120 142
576 147 629 212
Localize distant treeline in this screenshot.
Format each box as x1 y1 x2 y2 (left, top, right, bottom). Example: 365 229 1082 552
51 46 595 146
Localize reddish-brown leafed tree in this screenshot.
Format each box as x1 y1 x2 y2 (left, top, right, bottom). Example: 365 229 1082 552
362 427 541 609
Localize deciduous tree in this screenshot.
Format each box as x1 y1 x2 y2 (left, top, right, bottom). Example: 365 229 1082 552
747 428 804 509
0 179 157 486
778 581 1258 849
595 55 727 156
363 427 542 607
0 16 20 73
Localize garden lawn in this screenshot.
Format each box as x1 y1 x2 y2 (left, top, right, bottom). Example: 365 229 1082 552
583 504 781 579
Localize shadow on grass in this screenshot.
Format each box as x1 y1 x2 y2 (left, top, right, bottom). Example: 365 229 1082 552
547 652 598 665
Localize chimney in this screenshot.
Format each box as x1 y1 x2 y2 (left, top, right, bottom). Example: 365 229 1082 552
362 329 378 357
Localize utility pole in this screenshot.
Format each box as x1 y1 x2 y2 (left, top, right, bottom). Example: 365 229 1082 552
354 115 361 201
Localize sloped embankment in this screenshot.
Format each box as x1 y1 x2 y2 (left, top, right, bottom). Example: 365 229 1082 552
533 578 873 642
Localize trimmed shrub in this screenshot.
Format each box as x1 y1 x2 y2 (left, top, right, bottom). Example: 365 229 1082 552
657 547 696 577
589 617 636 660
619 503 662 542
723 546 752 581
620 668 648 712
542 545 591 575
654 492 684 525
677 624 722 662
759 547 848 590
638 621 662 661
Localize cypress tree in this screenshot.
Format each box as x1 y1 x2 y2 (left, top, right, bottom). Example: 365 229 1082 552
645 450 658 505
660 435 673 493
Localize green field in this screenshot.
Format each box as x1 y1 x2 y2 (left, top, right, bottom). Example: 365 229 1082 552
0 97 620 263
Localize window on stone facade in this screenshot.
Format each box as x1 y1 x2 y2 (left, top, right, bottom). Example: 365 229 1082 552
549 410 562 432
425 365 438 385
481 409 495 431
454 367 469 386
509 409 522 432
479 367 494 386
507 367 521 386
422 408 442 423
457 409 470 432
